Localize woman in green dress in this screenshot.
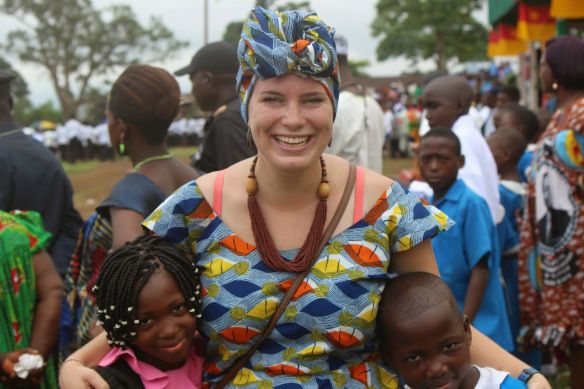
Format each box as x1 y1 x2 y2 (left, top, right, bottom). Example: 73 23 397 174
0 210 64 388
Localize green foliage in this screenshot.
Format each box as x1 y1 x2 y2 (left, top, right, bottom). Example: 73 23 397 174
0 0 187 119
349 59 370 77
14 99 63 125
371 0 487 71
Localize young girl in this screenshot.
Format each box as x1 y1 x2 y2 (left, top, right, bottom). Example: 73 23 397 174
90 235 204 388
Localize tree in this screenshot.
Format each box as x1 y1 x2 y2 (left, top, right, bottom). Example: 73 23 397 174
0 0 187 119
371 0 487 72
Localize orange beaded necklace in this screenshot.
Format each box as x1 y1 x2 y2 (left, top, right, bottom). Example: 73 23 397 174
246 156 329 272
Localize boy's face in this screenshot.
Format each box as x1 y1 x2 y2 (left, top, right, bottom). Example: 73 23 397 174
418 137 464 197
382 303 475 389
423 92 461 128
486 134 507 173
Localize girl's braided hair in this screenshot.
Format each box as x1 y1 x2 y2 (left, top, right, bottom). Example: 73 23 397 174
93 235 202 347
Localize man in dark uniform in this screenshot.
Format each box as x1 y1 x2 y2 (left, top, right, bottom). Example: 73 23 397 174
0 70 83 277
175 41 255 174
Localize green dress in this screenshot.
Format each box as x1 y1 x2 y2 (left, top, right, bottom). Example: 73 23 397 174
0 210 57 389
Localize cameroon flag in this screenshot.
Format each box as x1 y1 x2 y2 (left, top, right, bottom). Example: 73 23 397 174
551 0 584 19
517 3 556 42
488 24 528 57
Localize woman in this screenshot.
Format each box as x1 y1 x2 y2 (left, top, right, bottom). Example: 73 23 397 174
60 7 550 389
518 35 584 388
59 64 199 357
0 210 64 388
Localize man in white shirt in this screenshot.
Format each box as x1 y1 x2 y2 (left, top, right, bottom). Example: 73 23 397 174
327 35 385 173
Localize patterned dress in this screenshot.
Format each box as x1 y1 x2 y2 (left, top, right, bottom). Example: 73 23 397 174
0 210 57 389
518 97 584 350
143 180 451 388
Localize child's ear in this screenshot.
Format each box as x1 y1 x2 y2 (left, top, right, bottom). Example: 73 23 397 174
458 154 465 169
455 99 466 116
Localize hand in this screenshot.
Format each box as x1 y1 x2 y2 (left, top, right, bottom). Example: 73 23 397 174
527 373 551 389
59 359 110 389
0 348 45 388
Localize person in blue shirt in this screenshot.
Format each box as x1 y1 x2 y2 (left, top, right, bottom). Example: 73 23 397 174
419 128 513 351
487 128 541 368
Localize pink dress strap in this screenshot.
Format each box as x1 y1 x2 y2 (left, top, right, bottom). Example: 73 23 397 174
353 166 365 223
213 170 226 217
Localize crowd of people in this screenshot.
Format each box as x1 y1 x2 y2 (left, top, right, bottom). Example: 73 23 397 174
1 4 583 389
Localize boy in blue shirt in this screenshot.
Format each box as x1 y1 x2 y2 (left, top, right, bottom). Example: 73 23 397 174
418 128 513 351
487 128 540 367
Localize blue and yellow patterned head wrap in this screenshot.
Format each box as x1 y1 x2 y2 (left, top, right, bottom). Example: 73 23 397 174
236 6 340 123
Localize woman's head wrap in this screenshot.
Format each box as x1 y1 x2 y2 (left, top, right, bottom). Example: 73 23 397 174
236 6 340 123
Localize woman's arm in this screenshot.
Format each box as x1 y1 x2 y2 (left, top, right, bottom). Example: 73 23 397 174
110 208 145 249
392 240 550 389
59 332 110 389
30 250 64 357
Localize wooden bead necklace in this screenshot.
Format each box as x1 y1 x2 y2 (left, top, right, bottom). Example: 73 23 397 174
246 156 329 272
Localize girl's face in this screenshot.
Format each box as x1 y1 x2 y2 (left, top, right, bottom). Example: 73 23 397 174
247 73 334 172
133 268 197 371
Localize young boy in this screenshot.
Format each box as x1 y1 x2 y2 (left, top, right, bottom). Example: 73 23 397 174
377 272 527 389
422 75 500 224
495 103 541 183
487 129 540 368
418 129 513 351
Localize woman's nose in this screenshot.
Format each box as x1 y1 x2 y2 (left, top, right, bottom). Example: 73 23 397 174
157 317 180 337
280 102 305 129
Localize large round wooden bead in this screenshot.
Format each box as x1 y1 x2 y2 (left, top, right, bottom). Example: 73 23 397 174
246 177 258 195
318 181 330 199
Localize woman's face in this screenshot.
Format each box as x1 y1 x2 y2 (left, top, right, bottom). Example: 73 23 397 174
539 55 555 93
247 74 333 171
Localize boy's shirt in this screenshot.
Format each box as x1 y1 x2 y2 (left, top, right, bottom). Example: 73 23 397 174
474 366 527 388
498 180 526 256
498 180 526 344
432 179 513 351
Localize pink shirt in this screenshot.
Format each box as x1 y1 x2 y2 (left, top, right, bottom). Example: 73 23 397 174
99 346 203 389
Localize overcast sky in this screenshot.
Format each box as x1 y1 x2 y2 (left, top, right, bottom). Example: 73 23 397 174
0 0 488 105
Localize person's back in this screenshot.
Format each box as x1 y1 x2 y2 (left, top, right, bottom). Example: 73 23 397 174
377 272 527 389
0 70 82 278
174 41 255 173
418 129 512 351
60 64 199 358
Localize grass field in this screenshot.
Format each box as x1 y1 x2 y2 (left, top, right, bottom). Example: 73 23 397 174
65 149 415 219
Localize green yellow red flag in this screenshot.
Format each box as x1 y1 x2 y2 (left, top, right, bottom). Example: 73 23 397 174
488 24 529 57
551 0 584 19
517 3 556 42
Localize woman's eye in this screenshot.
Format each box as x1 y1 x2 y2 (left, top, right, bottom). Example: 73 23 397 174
304 97 324 105
262 96 281 103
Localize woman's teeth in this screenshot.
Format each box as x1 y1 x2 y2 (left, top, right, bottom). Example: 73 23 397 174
275 136 309 145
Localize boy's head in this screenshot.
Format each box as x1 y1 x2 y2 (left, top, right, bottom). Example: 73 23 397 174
418 128 464 199
378 272 475 389
94 235 202 370
423 76 474 128
487 128 527 174
495 85 520 108
496 103 541 144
